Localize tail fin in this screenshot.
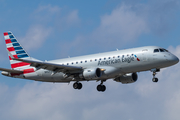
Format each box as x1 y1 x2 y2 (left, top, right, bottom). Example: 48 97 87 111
4 31 31 70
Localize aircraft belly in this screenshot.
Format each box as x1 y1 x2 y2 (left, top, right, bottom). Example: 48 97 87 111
32 69 66 82
23 72 42 81
120 61 152 73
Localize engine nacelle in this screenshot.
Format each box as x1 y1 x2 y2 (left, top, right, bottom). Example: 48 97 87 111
80 68 102 80
114 73 138 84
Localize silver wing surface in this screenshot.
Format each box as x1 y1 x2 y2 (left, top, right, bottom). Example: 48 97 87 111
12 58 83 73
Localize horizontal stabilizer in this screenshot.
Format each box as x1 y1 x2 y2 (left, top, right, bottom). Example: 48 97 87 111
0 67 23 74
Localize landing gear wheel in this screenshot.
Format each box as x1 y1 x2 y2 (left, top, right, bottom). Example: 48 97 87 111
152 78 158 82
97 85 102 91
77 83 82 89
73 82 79 89
73 82 82 89
97 85 106 92
101 85 106 92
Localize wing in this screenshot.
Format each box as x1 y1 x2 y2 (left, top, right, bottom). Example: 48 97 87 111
12 58 83 74
7 50 83 75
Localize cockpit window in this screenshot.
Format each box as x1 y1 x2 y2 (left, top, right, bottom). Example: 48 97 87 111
159 48 169 52
163 49 169 52
154 49 159 53
159 49 165 52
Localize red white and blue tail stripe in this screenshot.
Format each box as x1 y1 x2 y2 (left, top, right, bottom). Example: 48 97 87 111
4 31 31 70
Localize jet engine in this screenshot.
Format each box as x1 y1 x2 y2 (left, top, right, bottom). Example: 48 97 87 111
114 73 138 84
79 68 102 80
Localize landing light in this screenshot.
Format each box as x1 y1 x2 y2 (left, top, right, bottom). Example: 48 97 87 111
101 69 106 71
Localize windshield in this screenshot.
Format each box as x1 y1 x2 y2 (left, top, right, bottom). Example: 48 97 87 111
154 49 159 53
154 48 169 53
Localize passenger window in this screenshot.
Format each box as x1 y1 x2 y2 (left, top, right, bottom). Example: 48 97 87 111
90 60 92 62
76 62 78 64
109 57 111 59
104 58 106 60
81 61 83 63
154 49 159 53
72 62 73 64
99 58 101 60
85 60 87 63
95 59 97 61
113 56 115 58
118 56 120 58
67 63 69 65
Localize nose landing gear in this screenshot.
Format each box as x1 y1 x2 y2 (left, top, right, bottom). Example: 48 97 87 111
151 69 160 82
152 74 158 82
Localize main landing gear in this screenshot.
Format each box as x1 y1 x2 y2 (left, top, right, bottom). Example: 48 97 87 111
151 68 160 82
97 80 106 92
73 82 82 90
73 80 107 92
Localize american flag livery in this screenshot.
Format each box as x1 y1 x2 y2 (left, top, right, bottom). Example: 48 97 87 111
4 31 31 70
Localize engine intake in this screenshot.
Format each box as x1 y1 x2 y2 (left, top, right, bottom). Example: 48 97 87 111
114 73 138 84
80 68 102 80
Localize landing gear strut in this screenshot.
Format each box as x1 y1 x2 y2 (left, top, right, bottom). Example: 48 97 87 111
152 72 158 82
151 69 159 82
97 80 106 92
73 82 82 90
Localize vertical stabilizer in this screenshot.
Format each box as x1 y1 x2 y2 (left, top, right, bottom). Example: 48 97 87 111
4 31 31 70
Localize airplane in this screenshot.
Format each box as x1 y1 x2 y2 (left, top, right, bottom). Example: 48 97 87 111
0 31 179 92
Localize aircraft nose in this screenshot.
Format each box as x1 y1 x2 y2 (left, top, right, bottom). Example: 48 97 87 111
175 56 179 64
169 55 179 65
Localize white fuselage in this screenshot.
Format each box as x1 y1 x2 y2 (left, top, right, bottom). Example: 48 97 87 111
17 46 178 83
